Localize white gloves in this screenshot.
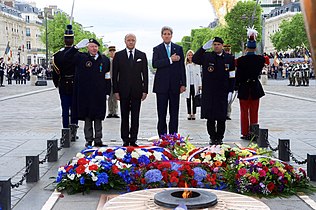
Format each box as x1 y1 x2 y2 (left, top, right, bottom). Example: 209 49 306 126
202 39 214 50
76 39 89 49
227 92 233 103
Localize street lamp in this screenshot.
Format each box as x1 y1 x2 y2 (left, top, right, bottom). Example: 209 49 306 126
38 8 53 70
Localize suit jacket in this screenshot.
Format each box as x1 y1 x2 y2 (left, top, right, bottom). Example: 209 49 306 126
152 42 186 94
112 49 148 99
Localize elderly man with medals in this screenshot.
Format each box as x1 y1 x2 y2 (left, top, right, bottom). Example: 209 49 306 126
192 37 235 145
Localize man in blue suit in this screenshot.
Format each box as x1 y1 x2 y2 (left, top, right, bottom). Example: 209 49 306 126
152 26 186 137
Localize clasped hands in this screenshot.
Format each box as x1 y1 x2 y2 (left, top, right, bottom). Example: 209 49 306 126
171 53 180 62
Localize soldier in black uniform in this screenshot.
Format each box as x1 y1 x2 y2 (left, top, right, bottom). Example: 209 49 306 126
192 37 235 145
65 38 111 147
52 25 78 139
0 57 6 87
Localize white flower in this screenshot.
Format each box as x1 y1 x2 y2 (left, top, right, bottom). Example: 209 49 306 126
76 153 85 158
67 174 75 180
136 149 147 156
153 151 162 160
115 148 126 159
98 147 107 153
58 167 66 173
131 151 140 159
91 173 98 181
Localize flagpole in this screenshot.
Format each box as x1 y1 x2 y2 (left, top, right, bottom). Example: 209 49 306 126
70 0 75 25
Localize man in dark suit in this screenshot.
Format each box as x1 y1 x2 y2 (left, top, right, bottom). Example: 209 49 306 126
112 34 148 147
152 26 186 137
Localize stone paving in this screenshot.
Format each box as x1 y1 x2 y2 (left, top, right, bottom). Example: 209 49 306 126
0 78 315 210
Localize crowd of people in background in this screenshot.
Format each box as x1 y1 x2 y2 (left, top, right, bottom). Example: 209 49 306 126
0 57 53 86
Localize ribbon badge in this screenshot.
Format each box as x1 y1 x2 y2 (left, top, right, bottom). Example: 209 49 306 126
85 61 92 68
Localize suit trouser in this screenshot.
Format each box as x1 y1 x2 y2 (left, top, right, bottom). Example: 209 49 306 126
186 85 196 115
156 92 180 136
239 99 260 136
84 118 102 143
0 71 4 85
207 119 226 141
108 89 118 115
227 100 233 118
120 97 141 144
59 94 78 128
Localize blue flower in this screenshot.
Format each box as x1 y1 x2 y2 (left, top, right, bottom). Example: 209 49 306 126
100 160 112 170
80 176 85 185
123 153 132 163
138 155 150 165
145 169 163 183
170 162 181 172
96 172 109 186
193 167 207 182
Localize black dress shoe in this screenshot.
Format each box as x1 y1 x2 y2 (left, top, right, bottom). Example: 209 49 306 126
209 139 217 146
130 143 139 147
85 141 93 147
112 114 120 118
191 117 196 120
106 114 113 118
226 116 231 120
123 143 129 147
187 117 192 120
94 141 108 147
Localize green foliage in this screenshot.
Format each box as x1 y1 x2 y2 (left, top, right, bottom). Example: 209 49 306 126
270 13 309 51
40 13 105 55
225 0 262 53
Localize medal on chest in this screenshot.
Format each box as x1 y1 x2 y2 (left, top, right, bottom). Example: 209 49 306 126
85 61 92 68
207 63 215 73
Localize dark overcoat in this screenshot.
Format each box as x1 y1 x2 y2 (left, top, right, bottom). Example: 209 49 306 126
192 48 235 120
235 54 265 100
65 47 110 121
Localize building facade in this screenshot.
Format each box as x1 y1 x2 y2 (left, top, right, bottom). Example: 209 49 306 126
264 2 301 53
0 1 26 64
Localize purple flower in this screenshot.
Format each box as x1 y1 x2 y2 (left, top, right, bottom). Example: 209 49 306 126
193 167 207 182
145 169 163 183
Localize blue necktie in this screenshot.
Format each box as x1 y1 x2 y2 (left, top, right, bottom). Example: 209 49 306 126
166 44 171 57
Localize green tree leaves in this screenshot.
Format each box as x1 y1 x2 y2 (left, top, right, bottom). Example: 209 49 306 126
270 13 309 51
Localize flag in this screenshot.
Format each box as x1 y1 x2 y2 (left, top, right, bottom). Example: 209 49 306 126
273 53 280 67
304 48 311 62
4 41 10 55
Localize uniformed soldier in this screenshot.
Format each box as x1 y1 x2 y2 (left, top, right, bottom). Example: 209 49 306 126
302 62 310 86
295 63 302 86
0 57 5 87
52 24 78 141
192 37 235 145
223 44 235 120
106 46 120 118
235 28 265 140
65 38 111 147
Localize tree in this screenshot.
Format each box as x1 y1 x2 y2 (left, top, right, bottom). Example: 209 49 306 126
40 13 105 55
270 13 309 51
225 0 262 53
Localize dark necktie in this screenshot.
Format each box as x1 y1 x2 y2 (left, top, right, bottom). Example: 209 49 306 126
129 50 133 66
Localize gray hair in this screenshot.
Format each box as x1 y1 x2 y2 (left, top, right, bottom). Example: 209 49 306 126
124 33 136 41
161 26 173 35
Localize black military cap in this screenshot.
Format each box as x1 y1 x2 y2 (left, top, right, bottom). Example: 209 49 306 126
213 37 224 44
64 24 74 38
88 38 100 46
108 46 116 51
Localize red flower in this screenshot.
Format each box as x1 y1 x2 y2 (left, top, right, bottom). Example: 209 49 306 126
170 171 179 177
126 147 135 153
141 178 146 184
257 162 263 167
179 181 185 187
191 179 197 187
75 165 85 174
238 168 247 176
259 169 266 177
65 165 73 172
77 158 89 165
187 169 194 177
88 164 98 171
263 166 269 172
111 165 120 174
162 171 168 182
131 158 138 164
250 176 257 184
129 185 138 191
211 153 216 158
106 148 114 153
267 182 275 192
170 176 179 183
229 151 236 157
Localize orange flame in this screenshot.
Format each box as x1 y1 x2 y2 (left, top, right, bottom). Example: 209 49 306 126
182 182 192 199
